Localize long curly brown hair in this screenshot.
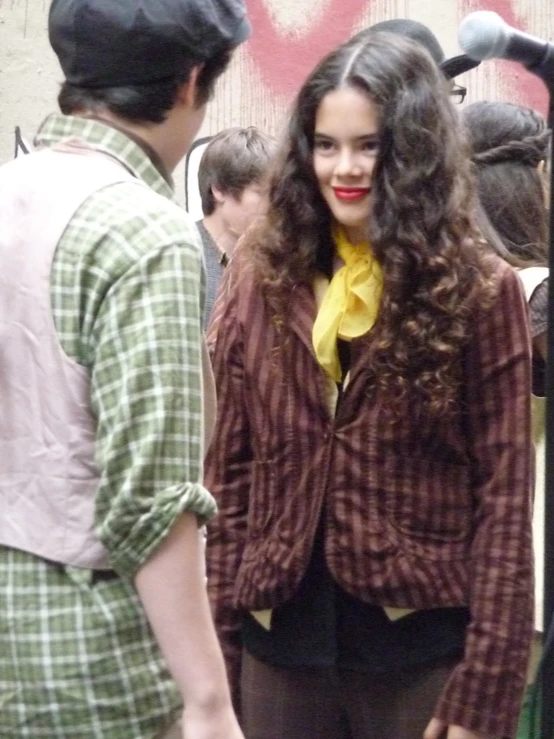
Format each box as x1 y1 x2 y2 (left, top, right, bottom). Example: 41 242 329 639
245 32 497 416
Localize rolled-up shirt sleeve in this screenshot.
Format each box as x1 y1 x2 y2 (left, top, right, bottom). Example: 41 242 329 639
90 241 216 578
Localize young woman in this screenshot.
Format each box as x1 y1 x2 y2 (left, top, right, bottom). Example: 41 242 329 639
462 100 551 638
206 35 534 739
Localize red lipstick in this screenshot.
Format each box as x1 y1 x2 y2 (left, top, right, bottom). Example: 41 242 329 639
333 187 370 201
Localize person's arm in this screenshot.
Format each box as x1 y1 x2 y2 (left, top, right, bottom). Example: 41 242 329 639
534 331 547 361
529 276 548 361
431 264 534 739
135 513 243 738
205 256 253 717
90 237 242 736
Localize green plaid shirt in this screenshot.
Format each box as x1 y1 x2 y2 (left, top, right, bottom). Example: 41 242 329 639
0 115 216 738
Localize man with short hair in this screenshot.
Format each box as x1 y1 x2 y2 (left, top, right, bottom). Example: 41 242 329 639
196 126 276 327
0 1 249 738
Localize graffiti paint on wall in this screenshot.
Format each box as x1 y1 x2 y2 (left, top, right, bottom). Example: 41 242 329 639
0 0 32 37
2 0 551 630
3 1 551 183
13 127 31 158
182 0 550 210
247 0 369 96
244 0 548 112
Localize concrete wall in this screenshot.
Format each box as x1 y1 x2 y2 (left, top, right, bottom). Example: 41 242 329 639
1 0 552 179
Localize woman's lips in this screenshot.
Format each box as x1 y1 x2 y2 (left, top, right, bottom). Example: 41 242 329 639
332 187 370 201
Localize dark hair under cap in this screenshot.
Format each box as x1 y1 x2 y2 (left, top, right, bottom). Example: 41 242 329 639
49 0 251 88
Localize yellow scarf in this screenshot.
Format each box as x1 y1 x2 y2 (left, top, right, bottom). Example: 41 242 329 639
312 226 383 382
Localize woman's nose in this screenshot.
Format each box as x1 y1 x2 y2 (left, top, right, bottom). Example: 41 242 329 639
335 149 361 177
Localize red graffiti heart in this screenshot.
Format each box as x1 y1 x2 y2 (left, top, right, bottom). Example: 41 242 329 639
460 0 547 114
245 0 370 97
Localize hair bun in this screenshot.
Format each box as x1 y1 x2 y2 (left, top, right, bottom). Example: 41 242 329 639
472 130 551 167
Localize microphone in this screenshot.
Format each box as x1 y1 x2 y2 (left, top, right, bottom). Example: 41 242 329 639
458 11 554 84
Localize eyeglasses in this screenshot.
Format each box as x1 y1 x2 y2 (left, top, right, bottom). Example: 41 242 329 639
450 84 467 105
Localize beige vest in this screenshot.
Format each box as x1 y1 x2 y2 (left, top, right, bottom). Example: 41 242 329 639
0 143 216 569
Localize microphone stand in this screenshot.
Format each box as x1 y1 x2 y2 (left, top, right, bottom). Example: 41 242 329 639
532 46 554 739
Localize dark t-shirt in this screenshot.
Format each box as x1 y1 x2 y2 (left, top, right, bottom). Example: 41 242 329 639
196 220 225 331
242 524 469 672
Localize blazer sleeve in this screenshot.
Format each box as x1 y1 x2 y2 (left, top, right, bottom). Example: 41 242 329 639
433 263 534 739
205 259 252 717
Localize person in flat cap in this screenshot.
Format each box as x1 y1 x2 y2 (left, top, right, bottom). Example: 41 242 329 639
352 18 480 104
0 1 249 738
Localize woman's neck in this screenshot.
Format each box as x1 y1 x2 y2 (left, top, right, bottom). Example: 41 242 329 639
336 222 368 246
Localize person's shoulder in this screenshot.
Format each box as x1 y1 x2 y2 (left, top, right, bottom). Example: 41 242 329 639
462 254 525 340
469 254 529 340
517 265 549 303
94 180 199 235
481 253 525 298
226 239 259 291
484 253 516 278
79 181 202 260
60 182 203 290
207 240 261 334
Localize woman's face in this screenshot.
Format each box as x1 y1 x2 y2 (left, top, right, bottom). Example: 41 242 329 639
312 86 380 244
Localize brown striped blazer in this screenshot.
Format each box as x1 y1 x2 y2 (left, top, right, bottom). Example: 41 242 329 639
205 253 534 739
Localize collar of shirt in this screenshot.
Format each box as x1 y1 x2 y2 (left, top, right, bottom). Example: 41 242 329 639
197 220 229 268
34 114 174 201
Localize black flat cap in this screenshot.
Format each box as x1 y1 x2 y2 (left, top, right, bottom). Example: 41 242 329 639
368 19 480 79
49 0 251 88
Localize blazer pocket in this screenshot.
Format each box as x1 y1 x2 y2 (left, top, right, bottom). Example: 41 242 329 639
246 461 276 539
384 475 472 546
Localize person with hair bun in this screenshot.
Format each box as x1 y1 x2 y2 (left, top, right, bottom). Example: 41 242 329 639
463 99 551 643
463 102 549 272
206 35 534 739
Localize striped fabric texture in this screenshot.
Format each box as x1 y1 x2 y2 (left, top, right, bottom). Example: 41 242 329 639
206 251 534 739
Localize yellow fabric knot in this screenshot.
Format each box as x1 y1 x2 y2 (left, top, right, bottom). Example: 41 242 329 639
312 226 383 382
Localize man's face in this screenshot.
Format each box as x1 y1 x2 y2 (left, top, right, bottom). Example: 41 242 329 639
217 180 269 241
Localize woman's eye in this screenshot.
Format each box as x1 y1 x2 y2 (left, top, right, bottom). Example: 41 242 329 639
314 139 334 152
362 140 379 152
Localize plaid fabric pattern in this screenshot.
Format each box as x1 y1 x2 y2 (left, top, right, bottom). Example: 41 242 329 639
206 252 534 739
0 114 215 737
